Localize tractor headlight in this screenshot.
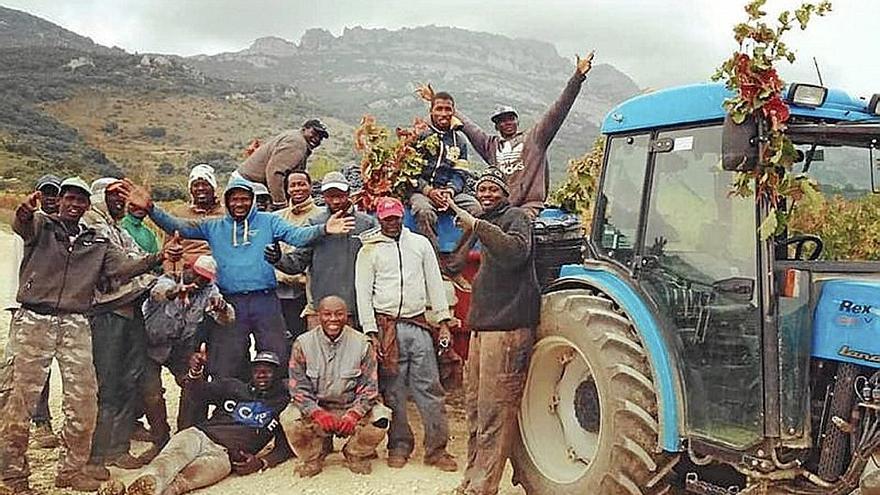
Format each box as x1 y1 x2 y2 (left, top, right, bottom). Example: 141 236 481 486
786 84 828 108
869 94 880 116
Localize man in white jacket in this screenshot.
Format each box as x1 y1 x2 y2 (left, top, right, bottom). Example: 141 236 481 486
355 197 458 472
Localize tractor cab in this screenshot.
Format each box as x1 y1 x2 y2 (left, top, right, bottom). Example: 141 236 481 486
514 82 880 494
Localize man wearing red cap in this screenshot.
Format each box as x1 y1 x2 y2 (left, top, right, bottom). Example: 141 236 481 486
355 197 458 472
139 255 235 461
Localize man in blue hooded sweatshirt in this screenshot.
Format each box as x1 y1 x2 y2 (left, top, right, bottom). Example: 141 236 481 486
118 178 355 380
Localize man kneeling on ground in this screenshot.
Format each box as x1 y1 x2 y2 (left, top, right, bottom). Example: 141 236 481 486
288 296 388 477
107 351 292 495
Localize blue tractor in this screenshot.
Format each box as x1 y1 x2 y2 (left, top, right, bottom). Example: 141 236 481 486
513 84 880 493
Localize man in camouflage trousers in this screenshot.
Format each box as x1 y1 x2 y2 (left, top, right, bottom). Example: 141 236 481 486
0 177 175 494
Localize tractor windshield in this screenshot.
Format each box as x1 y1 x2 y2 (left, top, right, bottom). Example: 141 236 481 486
786 132 880 261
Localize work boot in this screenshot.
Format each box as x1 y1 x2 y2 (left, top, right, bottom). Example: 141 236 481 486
346 458 372 475
425 452 458 472
126 474 158 495
130 421 152 443
55 472 102 492
97 479 126 495
387 454 408 468
295 460 323 478
32 421 61 449
83 463 111 481
0 479 35 495
107 452 145 470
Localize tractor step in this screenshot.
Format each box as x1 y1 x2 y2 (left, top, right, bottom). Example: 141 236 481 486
685 472 741 494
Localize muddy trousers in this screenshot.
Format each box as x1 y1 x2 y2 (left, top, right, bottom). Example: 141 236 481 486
89 311 146 462
0 309 98 484
461 328 533 495
410 192 481 255
289 415 386 463
382 321 450 459
139 427 231 495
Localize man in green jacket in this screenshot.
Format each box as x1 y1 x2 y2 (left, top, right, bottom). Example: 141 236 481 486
120 204 159 254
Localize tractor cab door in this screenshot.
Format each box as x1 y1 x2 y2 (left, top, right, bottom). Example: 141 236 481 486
600 124 765 449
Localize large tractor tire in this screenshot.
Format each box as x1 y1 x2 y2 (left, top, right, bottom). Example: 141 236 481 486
512 289 678 494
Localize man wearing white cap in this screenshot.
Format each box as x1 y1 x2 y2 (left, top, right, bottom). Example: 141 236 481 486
140 255 235 461
163 164 224 274
266 170 378 329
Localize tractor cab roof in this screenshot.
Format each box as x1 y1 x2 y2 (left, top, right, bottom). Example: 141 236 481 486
601 82 878 135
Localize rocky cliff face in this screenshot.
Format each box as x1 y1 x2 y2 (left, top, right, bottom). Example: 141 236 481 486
190 26 642 175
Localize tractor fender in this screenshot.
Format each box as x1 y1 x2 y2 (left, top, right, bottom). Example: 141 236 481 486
551 263 685 453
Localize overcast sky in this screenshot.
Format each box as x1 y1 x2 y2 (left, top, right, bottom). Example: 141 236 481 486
5 0 879 97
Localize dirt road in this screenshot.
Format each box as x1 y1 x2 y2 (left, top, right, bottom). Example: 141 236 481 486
0 231 526 495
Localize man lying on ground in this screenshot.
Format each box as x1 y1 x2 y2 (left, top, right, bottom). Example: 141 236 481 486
104 351 292 495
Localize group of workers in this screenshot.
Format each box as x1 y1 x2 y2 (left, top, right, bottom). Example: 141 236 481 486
0 52 594 495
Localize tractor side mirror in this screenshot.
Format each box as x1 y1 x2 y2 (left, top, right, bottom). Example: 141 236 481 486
713 276 755 302
722 114 759 172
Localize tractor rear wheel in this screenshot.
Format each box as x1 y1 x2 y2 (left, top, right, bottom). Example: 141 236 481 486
511 289 677 494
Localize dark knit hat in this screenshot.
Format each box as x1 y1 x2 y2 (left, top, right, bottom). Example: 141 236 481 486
476 168 509 196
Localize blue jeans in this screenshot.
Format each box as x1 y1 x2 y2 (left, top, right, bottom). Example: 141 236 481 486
382 321 449 459
209 291 288 380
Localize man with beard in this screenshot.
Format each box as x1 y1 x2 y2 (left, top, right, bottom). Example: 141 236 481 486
3 174 63 450
108 352 292 495
236 119 329 211
272 171 318 342
84 178 159 471
118 177 355 380
265 171 378 329
446 168 540 495
0 177 175 494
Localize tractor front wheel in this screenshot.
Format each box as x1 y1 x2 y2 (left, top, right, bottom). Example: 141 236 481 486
511 289 677 494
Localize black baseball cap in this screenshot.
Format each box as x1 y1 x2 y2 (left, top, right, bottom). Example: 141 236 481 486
303 119 329 138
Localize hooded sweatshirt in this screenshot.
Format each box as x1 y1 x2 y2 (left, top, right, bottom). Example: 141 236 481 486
459 72 588 214
354 227 451 334
148 177 326 295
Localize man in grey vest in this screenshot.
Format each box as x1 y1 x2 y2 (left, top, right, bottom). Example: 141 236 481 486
287 296 387 477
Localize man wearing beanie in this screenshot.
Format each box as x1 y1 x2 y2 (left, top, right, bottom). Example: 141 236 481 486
446 167 540 495
163 164 224 274
237 119 329 211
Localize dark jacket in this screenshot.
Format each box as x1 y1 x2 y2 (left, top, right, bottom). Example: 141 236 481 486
189 377 292 466
467 202 540 330
417 125 471 195
460 72 587 214
13 208 161 315
275 207 378 321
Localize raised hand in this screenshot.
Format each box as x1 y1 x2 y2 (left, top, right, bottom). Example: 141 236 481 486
447 200 477 231
188 343 208 377
414 83 435 102
576 50 595 76
325 210 356 235
22 191 42 213
117 179 154 210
